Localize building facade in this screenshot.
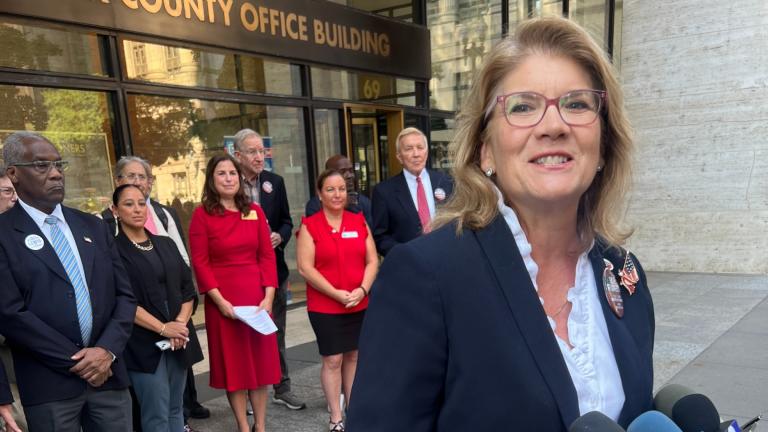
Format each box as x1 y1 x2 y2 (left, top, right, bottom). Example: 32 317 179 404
6 0 760 277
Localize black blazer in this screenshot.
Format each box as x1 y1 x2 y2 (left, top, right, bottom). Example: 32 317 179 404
115 232 203 373
256 170 293 285
371 169 453 256
0 204 137 406
348 216 654 431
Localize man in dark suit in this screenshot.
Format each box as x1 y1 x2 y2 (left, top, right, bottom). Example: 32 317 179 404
0 132 136 431
372 127 453 256
233 128 305 410
305 155 373 227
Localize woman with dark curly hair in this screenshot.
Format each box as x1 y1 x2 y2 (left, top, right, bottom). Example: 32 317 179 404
189 153 280 432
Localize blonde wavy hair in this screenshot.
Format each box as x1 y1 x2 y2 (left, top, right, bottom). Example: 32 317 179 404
433 17 634 246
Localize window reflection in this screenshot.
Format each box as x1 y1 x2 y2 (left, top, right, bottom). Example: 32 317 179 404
311 66 417 106
314 109 342 173
429 116 455 174
123 40 302 95
126 94 309 290
0 85 115 212
0 19 107 76
428 0 503 111
570 0 607 50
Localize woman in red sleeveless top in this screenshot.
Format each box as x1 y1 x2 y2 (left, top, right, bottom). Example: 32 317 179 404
297 169 378 432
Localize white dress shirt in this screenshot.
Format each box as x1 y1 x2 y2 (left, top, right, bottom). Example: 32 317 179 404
402 169 436 218
494 186 626 421
18 199 90 293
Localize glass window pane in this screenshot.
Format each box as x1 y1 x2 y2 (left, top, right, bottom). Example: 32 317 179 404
240 56 303 96
314 109 342 173
0 85 116 211
429 116 455 174
428 0 503 111
510 0 563 25
123 40 238 90
613 0 623 70
311 66 418 107
126 94 310 301
569 0 607 50
0 19 107 76
327 0 413 22
123 40 303 95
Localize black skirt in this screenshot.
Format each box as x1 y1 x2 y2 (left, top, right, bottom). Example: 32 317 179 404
308 310 366 356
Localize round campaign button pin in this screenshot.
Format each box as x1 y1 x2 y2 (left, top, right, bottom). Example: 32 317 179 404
434 188 446 201
25 234 45 251
262 181 273 194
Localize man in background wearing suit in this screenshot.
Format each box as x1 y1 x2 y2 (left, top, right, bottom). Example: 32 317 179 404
0 172 21 432
372 127 454 256
0 131 136 431
233 128 305 411
305 154 373 227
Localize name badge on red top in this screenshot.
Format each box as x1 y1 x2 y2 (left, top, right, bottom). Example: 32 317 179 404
341 231 359 239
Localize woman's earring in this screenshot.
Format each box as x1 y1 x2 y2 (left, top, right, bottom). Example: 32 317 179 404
484 167 494 177
597 165 604 172
114 217 120 237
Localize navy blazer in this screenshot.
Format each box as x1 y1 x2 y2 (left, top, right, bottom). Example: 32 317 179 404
257 170 293 285
0 204 137 406
371 169 454 256
348 216 654 431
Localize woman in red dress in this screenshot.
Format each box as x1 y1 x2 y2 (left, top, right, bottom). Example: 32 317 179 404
189 153 280 432
297 169 379 432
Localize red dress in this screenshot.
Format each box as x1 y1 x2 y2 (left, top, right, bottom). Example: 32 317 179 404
301 210 369 314
189 204 281 391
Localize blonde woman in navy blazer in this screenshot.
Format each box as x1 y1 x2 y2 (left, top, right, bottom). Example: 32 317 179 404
349 17 654 432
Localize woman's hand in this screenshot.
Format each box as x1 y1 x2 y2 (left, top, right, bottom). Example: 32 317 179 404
333 289 352 305
170 336 188 351
162 321 189 339
345 288 366 308
216 299 236 319
258 295 274 315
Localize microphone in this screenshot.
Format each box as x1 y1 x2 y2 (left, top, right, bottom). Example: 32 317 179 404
719 419 742 432
626 411 682 432
653 384 721 432
569 411 625 432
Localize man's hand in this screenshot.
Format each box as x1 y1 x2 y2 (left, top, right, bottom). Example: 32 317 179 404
0 404 21 432
70 347 113 387
270 232 282 249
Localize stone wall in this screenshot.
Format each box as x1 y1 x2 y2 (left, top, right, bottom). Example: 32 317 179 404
620 0 768 274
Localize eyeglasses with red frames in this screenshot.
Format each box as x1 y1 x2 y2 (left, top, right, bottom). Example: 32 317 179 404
492 89 606 128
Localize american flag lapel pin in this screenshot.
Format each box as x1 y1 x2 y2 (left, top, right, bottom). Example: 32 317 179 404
618 252 639 296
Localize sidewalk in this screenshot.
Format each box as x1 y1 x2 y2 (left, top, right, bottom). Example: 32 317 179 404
187 271 768 430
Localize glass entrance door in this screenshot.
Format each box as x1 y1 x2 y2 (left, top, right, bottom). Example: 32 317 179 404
344 104 404 197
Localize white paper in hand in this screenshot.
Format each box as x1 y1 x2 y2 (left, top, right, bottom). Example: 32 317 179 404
233 306 278 335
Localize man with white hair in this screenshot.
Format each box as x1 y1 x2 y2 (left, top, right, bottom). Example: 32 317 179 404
371 127 453 256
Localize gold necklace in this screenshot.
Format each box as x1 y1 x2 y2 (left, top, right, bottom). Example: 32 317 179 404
131 238 153 251
547 300 570 318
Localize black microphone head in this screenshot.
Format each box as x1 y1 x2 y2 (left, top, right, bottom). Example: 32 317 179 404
570 411 626 432
672 393 721 432
654 384 697 418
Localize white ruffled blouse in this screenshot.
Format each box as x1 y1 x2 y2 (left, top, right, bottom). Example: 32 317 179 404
495 187 626 421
